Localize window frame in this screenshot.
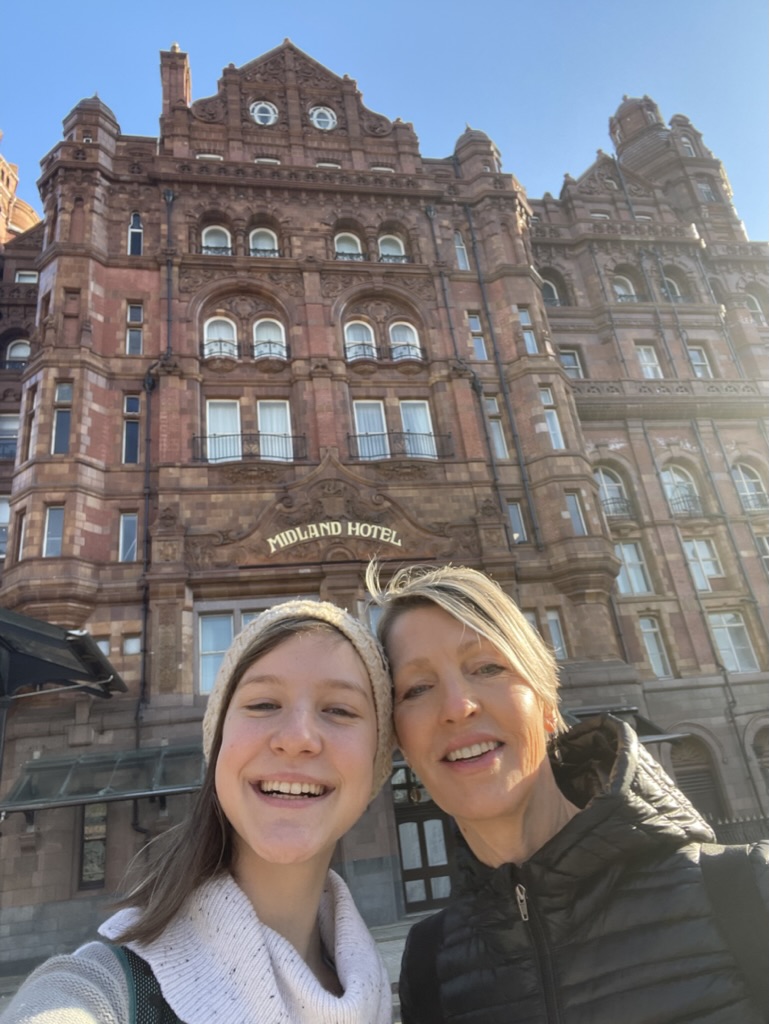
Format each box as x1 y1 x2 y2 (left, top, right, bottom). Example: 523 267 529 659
399 400 437 459
128 213 143 256
253 318 287 360
708 611 759 673
344 321 377 361
683 537 723 591
119 512 139 563
565 492 587 536
454 231 470 270
635 344 664 379
539 387 565 449
507 501 527 543
389 322 422 361
614 540 652 595
687 345 714 379
467 313 488 360
257 399 293 462
203 316 238 359
353 400 389 460
249 228 279 257
639 616 672 677
126 302 144 356
484 396 509 460
201 225 232 256
122 395 141 464
43 505 65 558
51 382 73 455
250 100 279 126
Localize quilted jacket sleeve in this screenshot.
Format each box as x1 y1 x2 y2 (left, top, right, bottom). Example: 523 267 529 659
399 913 444 1024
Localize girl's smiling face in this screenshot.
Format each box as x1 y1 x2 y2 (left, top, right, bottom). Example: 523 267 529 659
215 629 377 876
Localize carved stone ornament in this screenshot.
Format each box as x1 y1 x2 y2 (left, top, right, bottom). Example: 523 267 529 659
190 96 227 123
320 272 369 298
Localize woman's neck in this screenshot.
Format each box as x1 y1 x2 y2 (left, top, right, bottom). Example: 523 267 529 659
459 762 580 868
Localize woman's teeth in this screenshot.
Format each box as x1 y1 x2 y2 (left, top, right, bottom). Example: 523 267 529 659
445 741 500 762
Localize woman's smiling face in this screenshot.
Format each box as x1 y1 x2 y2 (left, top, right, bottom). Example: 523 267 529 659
215 628 377 877
388 604 553 839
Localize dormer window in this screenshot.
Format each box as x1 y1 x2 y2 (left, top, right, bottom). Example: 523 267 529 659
680 135 696 157
201 226 232 256
334 233 364 261
309 106 337 131
250 101 279 126
249 229 279 257
378 235 407 263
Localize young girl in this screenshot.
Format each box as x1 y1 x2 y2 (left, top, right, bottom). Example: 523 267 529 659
2 599 394 1024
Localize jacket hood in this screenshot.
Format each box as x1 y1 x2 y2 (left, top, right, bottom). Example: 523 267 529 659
456 715 715 896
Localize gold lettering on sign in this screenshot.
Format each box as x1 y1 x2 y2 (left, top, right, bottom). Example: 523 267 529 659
267 520 402 554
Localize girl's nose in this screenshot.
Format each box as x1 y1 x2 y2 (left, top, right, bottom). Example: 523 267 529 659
270 706 323 755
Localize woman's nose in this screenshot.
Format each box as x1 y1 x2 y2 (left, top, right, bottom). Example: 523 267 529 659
270 706 322 755
439 675 480 723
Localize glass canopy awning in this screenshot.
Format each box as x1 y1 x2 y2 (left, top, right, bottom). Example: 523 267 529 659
0 743 205 816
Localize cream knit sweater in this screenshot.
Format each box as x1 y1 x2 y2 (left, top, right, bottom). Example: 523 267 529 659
0 871 392 1024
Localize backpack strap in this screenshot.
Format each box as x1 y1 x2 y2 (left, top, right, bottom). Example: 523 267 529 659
104 942 184 1024
700 843 769 1019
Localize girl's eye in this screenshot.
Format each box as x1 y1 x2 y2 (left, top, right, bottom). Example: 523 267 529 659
246 700 279 712
325 705 359 719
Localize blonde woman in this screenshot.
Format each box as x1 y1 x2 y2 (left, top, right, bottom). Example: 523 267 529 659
367 561 769 1024
2 600 394 1024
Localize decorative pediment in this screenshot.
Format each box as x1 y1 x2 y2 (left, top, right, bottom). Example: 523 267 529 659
183 450 480 568
567 152 653 200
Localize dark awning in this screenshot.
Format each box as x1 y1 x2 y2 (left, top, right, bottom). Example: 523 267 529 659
0 607 127 699
0 743 205 815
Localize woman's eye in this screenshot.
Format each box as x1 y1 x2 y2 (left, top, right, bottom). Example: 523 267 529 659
397 682 431 702
475 662 504 676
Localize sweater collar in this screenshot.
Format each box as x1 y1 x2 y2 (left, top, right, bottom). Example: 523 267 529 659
100 871 391 1024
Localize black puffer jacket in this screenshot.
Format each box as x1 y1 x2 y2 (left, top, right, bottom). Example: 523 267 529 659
399 716 769 1024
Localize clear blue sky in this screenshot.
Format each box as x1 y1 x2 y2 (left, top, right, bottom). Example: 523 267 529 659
2 0 767 238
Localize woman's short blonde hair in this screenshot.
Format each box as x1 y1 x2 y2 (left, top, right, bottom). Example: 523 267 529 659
365 561 566 731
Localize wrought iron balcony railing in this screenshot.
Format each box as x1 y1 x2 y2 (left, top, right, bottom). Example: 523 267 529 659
390 345 424 362
201 340 242 359
0 360 28 371
192 433 307 463
739 491 769 512
348 431 453 461
601 496 634 518
668 493 704 516
334 251 366 262
250 248 281 258
200 245 233 256
253 342 289 360
378 254 409 264
345 344 379 361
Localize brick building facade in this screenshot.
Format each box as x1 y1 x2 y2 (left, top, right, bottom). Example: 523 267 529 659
0 43 768 970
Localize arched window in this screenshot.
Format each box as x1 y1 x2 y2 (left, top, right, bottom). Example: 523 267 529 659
542 280 561 307
661 464 702 516
732 463 769 511
745 292 767 326
454 231 470 270
253 319 286 359
594 467 632 518
203 317 238 359
344 321 376 360
5 340 30 370
696 179 719 203
612 275 637 302
128 213 143 256
201 226 232 256
389 322 422 361
249 228 279 258
670 737 727 821
663 277 682 301
334 233 364 261
378 235 407 263
680 135 696 157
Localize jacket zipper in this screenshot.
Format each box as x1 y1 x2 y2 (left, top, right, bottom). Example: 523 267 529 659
513 874 562 1023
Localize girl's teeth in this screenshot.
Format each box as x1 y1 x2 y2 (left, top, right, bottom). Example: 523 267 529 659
259 781 324 796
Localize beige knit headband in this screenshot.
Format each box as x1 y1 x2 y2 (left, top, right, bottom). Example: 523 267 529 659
201 599 394 798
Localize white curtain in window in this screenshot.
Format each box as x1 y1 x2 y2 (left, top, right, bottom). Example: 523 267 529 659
390 323 420 360
354 402 388 459
258 400 292 461
207 401 241 462
401 401 436 458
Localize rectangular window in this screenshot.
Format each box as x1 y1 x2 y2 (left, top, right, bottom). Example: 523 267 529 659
0 414 19 461
0 497 9 559
126 303 144 355
200 613 235 693
206 400 241 463
683 538 723 591
507 502 527 543
539 387 565 449
122 395 141 464
353 401 389 460
454 231 470 270
545 609 567 660
79 802 107 890
639 617 672 677
15 271 39 284
559 349 584 380
22 385 36 461
484 397 508 459
119 512 138 562
94 639 110 656
519 309 538 355
123 636 141 655
467 313 487 360
635 344 663 379
51 382 73 455
615 541 652 594
708 612 758 673
15 510 25 561
758 535 769 574
687 345 714 379
566 492 587 536
400 401 437 459
43 506 65 558
257 400 293 461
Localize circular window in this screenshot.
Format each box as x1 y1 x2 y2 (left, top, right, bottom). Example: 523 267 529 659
250 101 278 126
309 106 337 131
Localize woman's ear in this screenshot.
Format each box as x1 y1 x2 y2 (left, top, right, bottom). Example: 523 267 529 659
544 709 557 734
